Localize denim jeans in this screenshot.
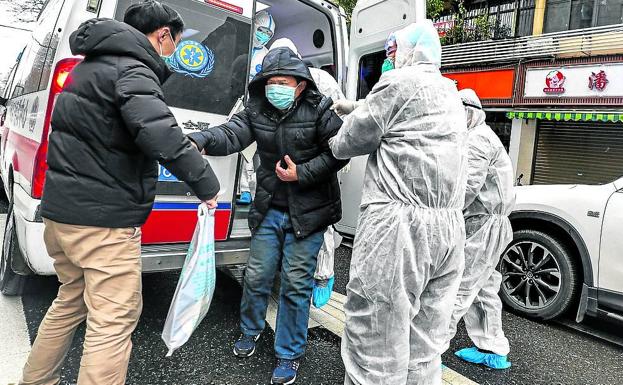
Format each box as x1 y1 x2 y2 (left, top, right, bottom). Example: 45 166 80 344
240 208 325 359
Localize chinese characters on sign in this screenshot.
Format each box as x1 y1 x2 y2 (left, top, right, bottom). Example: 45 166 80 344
588 70 609 91
525 65 620 98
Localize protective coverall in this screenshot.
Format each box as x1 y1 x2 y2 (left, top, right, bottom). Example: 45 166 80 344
329 20 468 385
444 89 515 366
239 10 277 200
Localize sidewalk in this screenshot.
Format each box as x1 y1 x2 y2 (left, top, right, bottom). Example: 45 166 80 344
267 290 480 385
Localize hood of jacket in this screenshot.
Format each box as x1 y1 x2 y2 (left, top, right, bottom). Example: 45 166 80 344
247 47 319 109
69 18 171 83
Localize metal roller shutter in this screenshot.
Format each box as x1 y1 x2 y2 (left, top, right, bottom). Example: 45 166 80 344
533 121 623 185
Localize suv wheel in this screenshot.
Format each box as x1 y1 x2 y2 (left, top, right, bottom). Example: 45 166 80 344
0 196 27 295
498 229 579 321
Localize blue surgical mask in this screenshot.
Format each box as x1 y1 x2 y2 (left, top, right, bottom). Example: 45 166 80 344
381 58 395 73
265 84 297 110
255 31 271 46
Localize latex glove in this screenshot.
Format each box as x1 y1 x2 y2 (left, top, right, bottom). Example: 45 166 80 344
330 99 361 117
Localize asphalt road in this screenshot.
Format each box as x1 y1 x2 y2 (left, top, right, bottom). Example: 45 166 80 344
12 247 621 385
3 190 622 385
333 247 623 385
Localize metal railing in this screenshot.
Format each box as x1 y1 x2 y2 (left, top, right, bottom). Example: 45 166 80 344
436 0 535 40
441 24 623 67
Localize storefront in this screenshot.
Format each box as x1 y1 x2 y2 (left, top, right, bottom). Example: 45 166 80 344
508 57 623 185
443 67 516 151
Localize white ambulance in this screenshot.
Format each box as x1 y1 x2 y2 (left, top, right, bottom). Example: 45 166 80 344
0 0 424 295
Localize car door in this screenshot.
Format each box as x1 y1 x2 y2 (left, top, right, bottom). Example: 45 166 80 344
598 184 623 313
334 0 426 236
101 0 254 243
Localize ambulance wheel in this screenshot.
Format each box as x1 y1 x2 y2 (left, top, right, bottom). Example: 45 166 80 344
0 196 27 296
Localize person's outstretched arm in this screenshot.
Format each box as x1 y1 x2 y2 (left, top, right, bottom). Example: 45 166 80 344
116 65 220 201
328 78 398 159
187 109 255 156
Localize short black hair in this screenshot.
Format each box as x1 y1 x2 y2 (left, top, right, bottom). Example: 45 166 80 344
124 0 184 39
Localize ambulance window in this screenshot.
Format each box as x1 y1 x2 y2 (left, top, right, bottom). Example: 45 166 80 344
10 43 34 98
357 51 386 99
9 0 65 96
2 65 18 99
36 0 67 91
115 0 252 116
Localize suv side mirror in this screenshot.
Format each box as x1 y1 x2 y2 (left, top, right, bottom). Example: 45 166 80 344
0 97 7 107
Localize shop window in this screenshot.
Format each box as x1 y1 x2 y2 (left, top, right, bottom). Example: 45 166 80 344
486 112 512 153
545 0 623 33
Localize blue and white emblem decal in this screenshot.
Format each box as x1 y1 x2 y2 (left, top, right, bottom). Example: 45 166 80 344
167 40 215 78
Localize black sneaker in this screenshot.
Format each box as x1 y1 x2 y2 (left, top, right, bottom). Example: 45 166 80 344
271 358 300 384
233 333 261 357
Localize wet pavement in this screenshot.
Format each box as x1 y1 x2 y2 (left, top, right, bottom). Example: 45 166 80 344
333 247 623 385
11 247 622 385
3 185 622 385
21 272 346 385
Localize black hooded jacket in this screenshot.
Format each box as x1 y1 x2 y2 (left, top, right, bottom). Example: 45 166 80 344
188 48 347 238
41 19 220 228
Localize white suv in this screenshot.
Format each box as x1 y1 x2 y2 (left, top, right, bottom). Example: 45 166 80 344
500 177 623 323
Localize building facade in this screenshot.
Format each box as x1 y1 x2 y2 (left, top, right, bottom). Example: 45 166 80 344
437 0 623 185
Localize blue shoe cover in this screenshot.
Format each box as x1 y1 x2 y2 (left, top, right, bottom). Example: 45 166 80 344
237 191 252 205
312 276 335 308
455 347 511 370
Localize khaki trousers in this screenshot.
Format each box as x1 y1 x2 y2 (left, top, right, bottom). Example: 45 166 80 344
20 219 143 385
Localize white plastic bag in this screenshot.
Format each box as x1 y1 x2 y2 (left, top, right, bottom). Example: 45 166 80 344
314 226 343 281
162 204 216 356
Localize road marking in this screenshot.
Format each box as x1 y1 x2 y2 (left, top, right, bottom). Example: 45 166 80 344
0 214 31 385
267 290 479 385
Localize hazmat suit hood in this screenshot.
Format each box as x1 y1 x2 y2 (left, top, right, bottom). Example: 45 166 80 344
269 38 344 102
69 18 171 83
394 20 442 69
270 38 301 57
253 10 276 48
459 88 486 130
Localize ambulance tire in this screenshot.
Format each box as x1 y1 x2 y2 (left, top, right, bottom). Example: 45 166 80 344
0 197 27 296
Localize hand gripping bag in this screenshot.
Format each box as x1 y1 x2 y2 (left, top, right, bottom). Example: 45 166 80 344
162 204 216 356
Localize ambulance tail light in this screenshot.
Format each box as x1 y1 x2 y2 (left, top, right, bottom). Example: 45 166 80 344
32 58 82 199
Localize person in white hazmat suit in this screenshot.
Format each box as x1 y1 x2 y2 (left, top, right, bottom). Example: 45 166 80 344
269 37 345 308
238 10 276 205
329 20 468 385
443 88 515 369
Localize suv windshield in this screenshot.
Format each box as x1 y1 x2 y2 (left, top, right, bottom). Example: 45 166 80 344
115 0 251 115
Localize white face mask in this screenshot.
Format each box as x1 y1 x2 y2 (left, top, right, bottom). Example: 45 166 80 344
158 29 177 60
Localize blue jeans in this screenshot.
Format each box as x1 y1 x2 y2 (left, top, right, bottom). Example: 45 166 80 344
240 208 325 359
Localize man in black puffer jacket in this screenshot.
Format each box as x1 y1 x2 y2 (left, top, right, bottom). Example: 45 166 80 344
21 3 219 385
188 47 347 384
